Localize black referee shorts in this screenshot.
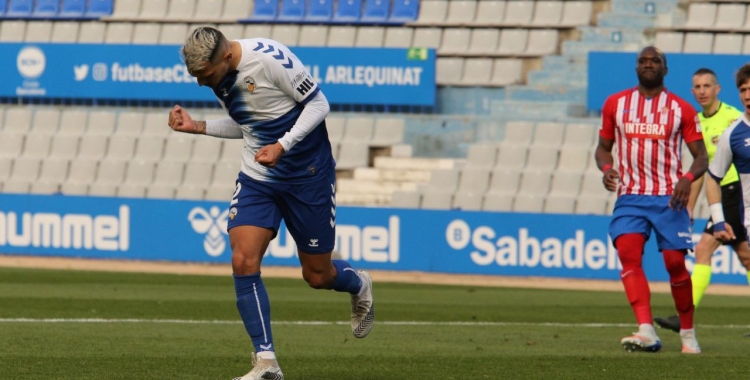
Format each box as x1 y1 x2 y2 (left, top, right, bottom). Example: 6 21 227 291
704 182 748 245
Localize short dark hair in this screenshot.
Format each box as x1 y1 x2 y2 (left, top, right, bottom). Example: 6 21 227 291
736 64 750 89
694 68 717 77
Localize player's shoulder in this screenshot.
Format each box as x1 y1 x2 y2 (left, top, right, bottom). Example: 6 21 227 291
721 102 743 118
602 88 635 110
239 38 292 59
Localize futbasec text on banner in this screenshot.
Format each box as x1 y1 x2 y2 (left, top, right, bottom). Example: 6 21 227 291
0 194 747 285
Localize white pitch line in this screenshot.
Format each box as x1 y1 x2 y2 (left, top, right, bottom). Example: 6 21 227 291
0 318 749 329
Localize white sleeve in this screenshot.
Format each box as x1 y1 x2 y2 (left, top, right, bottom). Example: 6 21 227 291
205 118 244 139
708 125 735 181
261 44 321 105
277 91 330 152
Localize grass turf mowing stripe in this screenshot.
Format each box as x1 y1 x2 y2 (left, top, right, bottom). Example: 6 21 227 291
2 318 750 329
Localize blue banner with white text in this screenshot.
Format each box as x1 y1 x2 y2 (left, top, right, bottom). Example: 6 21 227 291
3 43 435 106
588 52 750 113
0 194 747 285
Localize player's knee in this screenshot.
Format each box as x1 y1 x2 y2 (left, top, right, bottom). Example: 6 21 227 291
302 267 333 289
231 247 262 274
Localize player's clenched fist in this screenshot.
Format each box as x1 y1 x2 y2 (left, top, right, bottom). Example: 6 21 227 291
602 168 619 192
255 142 286 168
168 105 204 134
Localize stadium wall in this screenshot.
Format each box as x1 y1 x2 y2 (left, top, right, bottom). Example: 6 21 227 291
0 193 746 285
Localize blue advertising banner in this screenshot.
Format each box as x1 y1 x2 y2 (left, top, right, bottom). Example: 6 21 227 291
0 194 747 285
2 43 435 106
587 52 749 113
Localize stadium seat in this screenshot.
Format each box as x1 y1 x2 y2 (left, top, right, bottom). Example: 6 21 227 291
355 26 385 47
333 0 362 23
575 194 608 215
245 24 272 39
497 29 529 55
461 58 493 86
118 183 147 198
105 22 134 44
50 21 79 43
3 108 32 134
220 139 245 163
192 138 222 163
517 170 550 197
390 191 421 208
560 1 592 27
390 0 419 23
482 193 513 211
474 1 504 27
562 123 596 148
49 135 79 160
78 135 108 160
221 0 252 21
743 35 750 55
335 142 369 169
525 146 558 171
532 122 565 148
77 22 106 43
133 137 165 162
138 0 168 20
176 187 206 200
87 111 116 136
513 194 544 213
106 136 137 161
327 26 356 47
580 171 605 196
248 0 280 21
361 0 390 23
211 162 240 187
32 160 69 194
153 161 185 188
296 25 326 46
272 25 300 46
457 167 491 194
182 162 213 188
370 118 405 146
412 27 442 49
548 171 582 197
502 121 534 145
147 186 176 199
414 0 446 25
421 191 453 210
467 29 499 55
343 117 375 142
220 24 244 40
132 23 160 44
714 4 745 30
531 1 563 26
305 0 334 22
58 110 88 135
6 0 33 18
453 191 483 211
326 116 345 142
61 160 97 194
25 21 53 42
165 0 196 20
436 58 464 86
464 144 497 170
32 0 60 18
683 33 713 54
444 0 476 26
160 23 189 44
0 132 24 159
713 34 742 54
142 112 171 137
330 142 339 160
194 0 223 21
383 27 413 47
163 135 196 162
654 31 683 53
110 0 140 19
21 135 50 160
0 21 26 42
31 109 60 135
684 3 716 30
495 144 527 170
91 161 127 194
122 160 155 187
523 29 558 56
543 194 576 214
205 184 233 201
490 59 523 86
86 0 114 18
503 0 533 26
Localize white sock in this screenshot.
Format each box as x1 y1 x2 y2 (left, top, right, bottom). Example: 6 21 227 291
257 351 276 360
639 323 656 337
680 328 695 336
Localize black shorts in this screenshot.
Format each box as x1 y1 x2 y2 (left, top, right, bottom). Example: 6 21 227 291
704 183 748 245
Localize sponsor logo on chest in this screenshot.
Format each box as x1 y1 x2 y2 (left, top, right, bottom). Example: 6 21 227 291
622 122 668 140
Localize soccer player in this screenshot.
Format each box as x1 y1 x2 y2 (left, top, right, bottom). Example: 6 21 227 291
655 68 750 333
168 27 375 380
595 46 708 354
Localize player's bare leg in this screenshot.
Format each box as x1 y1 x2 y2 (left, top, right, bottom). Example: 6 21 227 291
298 250 375 338
230 226 284 380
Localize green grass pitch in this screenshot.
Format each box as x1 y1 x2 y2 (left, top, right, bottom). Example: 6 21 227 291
1 267 750 379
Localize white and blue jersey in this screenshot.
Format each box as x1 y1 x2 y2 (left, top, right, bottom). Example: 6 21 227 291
708 115 750 233
212 38 333 184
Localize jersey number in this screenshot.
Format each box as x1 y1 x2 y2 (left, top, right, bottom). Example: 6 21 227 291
231 182 241 206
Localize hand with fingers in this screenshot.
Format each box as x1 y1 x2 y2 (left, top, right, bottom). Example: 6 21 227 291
670 177 691 211
713 221 736 243
168 105 203 134
255 142 286 168
602 168 619 192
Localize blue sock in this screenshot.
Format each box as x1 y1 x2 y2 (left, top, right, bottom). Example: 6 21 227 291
234 273 274 353
331 260 363 294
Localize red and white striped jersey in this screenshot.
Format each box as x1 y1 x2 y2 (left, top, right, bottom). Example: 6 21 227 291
600 87 703 196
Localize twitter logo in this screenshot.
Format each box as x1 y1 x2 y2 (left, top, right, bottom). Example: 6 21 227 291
74 64 89 81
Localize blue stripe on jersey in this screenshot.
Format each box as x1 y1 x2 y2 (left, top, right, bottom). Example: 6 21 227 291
729 120 750 174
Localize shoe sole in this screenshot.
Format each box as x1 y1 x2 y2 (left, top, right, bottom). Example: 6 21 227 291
621 341 661 353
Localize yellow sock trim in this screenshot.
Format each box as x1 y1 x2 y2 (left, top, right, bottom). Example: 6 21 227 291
691 264 712 308
746 272 750 287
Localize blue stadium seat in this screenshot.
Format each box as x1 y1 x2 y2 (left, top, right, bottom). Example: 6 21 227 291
306 0 334 22
333 0 362 23
390 0 419 23
32 0 60 18
85 0 113 18
6 0 33 18
60 0 86 18
251 0 279 21
361 0 390 23
278 0 305 21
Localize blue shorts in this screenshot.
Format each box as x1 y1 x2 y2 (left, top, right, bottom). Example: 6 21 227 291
227 170 336 254
609 194 693 251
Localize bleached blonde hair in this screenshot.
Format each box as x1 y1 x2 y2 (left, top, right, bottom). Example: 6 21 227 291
181 27 226 74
